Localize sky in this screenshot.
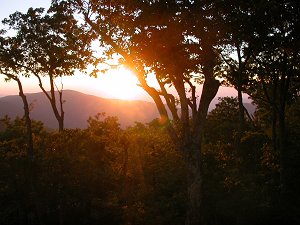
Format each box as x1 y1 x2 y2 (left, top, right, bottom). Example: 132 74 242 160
0 0 244 103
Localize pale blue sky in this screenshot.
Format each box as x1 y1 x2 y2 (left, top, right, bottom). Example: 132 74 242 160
0 0 53 97
0 0 51 20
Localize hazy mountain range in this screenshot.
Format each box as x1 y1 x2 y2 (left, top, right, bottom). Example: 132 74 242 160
0 90 255 129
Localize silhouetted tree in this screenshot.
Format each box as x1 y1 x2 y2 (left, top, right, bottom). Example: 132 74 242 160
0 34 46 224
58 1 235 224
243 0 300 195
1 3 92 131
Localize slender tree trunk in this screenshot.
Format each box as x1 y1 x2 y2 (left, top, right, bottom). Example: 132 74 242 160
50 76 64 132
236 44 245 143
16 80 34 158
58 90 64 132
49 99 64 132
14 78 45 225
36 74 65 132
237 81 245 136
58 117 64 132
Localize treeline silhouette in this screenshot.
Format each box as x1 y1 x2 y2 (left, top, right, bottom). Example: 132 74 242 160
0 97 299 225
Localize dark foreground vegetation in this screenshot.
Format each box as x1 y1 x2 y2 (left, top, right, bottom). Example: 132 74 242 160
0 97 299 225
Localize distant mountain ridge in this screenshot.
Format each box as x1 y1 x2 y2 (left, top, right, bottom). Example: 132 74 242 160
0 90 160 129
0 90 256 129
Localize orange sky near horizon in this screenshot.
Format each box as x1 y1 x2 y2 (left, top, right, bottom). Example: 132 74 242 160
0 69 246 103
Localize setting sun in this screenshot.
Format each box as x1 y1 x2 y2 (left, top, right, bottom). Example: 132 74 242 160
97 67 141 100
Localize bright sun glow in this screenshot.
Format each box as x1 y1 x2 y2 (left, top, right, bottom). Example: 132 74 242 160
98 67 141 100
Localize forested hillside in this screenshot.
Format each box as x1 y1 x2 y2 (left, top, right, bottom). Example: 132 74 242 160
0 97 299 225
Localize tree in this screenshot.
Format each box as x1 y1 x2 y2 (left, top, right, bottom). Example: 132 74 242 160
205 97 241 144
59 1 232 224
243 0 300 194
0 31 34 159
218 1 256 140
216 0 300 197
1 3 92 131
0 33 45 224
0 73 34 159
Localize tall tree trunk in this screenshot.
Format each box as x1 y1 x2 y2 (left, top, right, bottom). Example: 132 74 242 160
185 143 205 225
278 65 290 195
236 43 245 143
278 111 287 194
185 70 219 225
237 81 245 135
271 107 278 152
271 76 279 152
15 79 34 158
14 78 45 225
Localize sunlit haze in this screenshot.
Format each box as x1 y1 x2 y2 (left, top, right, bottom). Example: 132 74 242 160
64 67 150 100
99 68 143 100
